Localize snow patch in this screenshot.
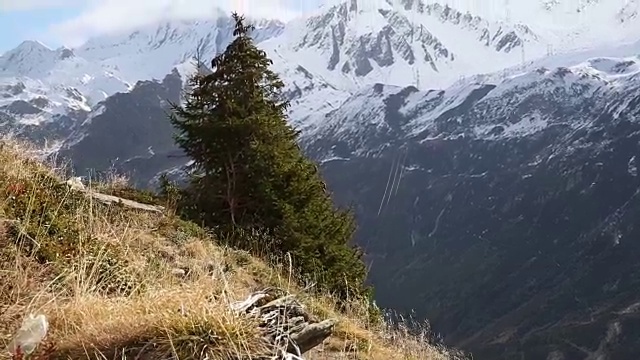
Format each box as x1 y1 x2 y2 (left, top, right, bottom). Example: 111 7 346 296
628 156 637 177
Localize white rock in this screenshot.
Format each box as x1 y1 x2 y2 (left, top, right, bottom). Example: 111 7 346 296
65 176 85 190
171 268 186 277
6 313 48 355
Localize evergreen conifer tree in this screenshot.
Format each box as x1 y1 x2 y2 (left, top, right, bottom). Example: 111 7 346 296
169 13 369 300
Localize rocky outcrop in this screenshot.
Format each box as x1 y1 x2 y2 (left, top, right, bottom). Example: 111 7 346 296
231 288 336 359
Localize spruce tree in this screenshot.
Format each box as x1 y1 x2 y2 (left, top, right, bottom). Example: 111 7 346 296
169 13 369 300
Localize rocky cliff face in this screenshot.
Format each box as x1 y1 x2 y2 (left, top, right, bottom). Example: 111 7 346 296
320 125 640 359
293 0 510 75
57 69 184 184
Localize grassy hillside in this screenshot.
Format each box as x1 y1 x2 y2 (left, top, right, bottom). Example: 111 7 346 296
0 140 463 359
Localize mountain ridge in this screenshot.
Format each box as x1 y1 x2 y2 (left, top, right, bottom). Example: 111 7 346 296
1 0 638 133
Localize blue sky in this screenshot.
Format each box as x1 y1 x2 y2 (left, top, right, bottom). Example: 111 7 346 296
0 0 327 54
0 6 80 52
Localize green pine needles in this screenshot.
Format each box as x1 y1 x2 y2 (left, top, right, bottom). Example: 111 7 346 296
168 13 370 301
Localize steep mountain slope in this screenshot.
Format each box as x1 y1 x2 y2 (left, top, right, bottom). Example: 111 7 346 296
0 141 463 360
51 47 640 359
57 69 185 183
312 55 640 359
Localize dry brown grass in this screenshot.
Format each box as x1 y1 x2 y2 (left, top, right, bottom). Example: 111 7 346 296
0 140 462 360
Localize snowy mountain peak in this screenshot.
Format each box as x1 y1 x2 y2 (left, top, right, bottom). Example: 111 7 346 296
12 40 52 53
267 0 542 91
75 11 285 81
79 16 284 60
0 40 57 76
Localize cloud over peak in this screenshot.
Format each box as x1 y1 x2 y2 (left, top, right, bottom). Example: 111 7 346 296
7 0 323 47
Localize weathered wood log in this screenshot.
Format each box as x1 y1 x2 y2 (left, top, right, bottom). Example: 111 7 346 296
86 191 164 213
231 288 337 359
63 177 164 213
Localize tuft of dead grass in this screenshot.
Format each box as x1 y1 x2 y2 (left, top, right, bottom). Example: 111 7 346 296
0 139 464 360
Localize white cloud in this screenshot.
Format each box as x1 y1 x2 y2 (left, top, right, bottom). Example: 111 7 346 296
48 0 324 47
0 0 84 11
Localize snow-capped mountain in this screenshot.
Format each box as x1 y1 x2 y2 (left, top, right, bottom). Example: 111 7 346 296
75 15 286 82
265 0 542 91
0 40 131 105
433 0 640 50
301 45 640 160
2 0 640 140
0 0 531 153
4 1 640 359
58 46 640 183
1 0 639 187
0 12 283 149
0 40 130 147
